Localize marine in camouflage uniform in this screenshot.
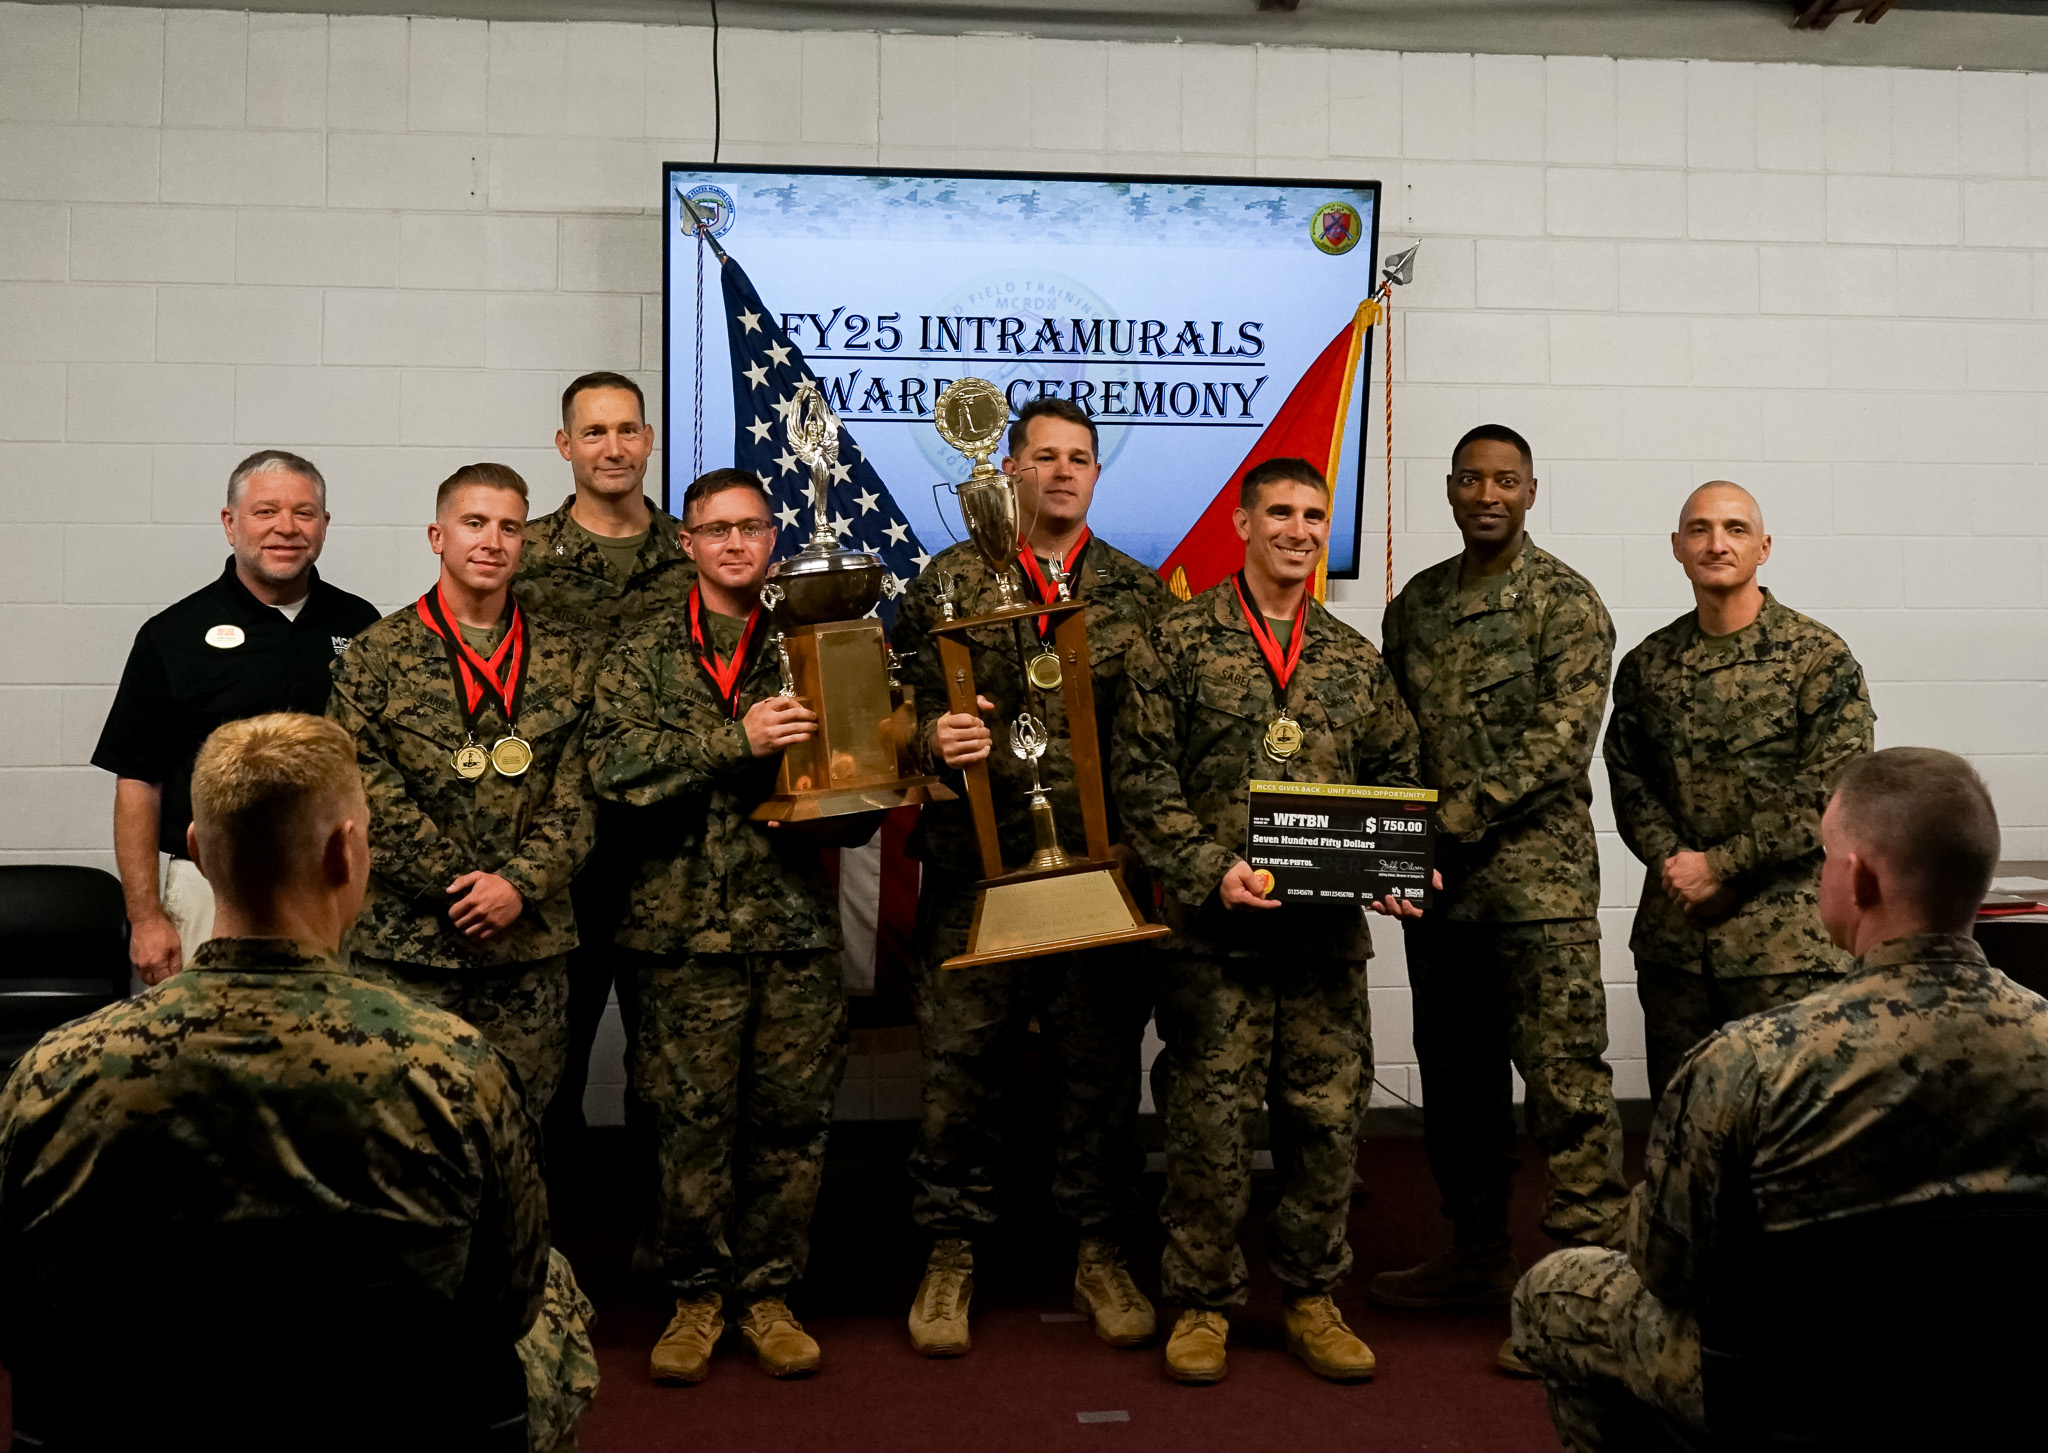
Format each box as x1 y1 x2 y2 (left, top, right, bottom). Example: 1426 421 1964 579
513 490 695 1135
1604 589 1874 1093
1113 583 1422 1309
328 603 597 1114
0 937 596 1452
892 536 1176 1249
1379 540 1628 1250
1512 932 2048 1451
584 602 852 1307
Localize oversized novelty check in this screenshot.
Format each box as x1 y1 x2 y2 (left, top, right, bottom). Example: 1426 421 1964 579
1246 781 1439 909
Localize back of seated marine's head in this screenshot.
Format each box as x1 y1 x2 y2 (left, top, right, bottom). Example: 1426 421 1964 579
1822 746 2000 949
188 711 369 947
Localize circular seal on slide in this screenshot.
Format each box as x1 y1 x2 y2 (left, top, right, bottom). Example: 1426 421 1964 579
1310 201 1363 255
681 183 737 238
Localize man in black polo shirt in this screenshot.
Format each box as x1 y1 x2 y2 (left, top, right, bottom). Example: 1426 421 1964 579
92 450 380 985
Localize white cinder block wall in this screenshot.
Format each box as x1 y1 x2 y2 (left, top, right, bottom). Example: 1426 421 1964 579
5 4 2046 1118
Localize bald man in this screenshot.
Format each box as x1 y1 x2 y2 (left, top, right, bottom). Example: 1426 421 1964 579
1602 483 1874 1093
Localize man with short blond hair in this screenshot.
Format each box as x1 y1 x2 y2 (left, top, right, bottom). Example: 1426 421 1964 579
329 463 597 1113
1604 481 1874 1095
1513 747 2048 1452
0 712 596 1452
94 449 379 985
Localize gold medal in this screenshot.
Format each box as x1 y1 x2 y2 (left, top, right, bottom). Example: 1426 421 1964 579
1264 711 1304 762
452 743 489 780
1026 649 1063 691
490 735 533 777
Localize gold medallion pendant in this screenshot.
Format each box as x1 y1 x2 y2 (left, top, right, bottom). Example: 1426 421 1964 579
1264 711 1304 762
490 735 533 777
1026 649 1064 692
453 743 490 780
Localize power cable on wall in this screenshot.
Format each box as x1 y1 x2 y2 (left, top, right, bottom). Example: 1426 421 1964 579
709 0 722 163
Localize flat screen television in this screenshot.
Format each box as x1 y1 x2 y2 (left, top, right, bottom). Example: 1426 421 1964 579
664 164 1382 578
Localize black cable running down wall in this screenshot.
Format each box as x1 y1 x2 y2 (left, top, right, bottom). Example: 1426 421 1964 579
709 0 722 163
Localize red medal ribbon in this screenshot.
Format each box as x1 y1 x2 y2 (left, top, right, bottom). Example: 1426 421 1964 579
1230 570 1308 697
415 584 527 725
688 585 765 719
1016 526 1090 638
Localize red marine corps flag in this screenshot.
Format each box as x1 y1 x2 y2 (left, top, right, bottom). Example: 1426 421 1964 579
1158 298 1378 603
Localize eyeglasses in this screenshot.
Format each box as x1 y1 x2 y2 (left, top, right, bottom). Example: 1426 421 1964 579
687 519 774 543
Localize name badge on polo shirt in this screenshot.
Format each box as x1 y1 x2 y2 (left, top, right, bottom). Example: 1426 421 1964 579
205 624 245 649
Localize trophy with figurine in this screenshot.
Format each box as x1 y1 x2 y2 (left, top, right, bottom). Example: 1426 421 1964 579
749 382 954 821
924 377 1168 968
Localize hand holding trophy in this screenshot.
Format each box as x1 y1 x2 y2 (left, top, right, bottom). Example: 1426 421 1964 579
748 381 953 820
925 378 1168 968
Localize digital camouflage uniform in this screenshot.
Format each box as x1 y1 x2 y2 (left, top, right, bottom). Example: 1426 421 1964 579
0 938 596 1452
892 537 1177 1246
1381 541 1628 1246
1603 590 1874 1093
586 604 852 1302
1513 933 2048 1452
328 603 597 1114
1113 583 1422 1309
513 493 697 1132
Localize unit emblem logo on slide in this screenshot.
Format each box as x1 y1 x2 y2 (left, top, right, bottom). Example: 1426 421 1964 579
1310 202 1362 255
682 184 736 238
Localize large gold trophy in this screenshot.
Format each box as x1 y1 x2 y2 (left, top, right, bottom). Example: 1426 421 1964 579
750 382 954 821
927 378 1168 968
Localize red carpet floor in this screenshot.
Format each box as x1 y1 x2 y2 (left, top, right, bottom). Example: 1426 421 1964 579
552 1123 1637 1453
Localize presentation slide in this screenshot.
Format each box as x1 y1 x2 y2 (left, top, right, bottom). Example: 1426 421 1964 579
664 166 1382 575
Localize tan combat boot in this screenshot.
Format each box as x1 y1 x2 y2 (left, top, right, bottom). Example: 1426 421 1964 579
1365 1240 1518 1308
1284 1295 1376 1382
1497 1335 1539 1378
1163 1309 1229 1384
908 1238 973 1357
649 1293 724 1385
740 1296 821 1378
1073 1238 1157 1347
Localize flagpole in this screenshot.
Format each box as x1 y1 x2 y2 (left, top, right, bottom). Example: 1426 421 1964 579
677 189 729 263
679 188 727 485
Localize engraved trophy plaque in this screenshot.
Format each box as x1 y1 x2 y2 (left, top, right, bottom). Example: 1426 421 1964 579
750 381 954 821
925 378 1167 968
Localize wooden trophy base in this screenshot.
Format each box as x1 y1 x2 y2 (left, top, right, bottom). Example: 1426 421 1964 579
751 617 957 822
755 778 954 822
942 857 1170 969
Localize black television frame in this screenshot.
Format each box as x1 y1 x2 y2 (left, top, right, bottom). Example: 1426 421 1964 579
660 161 1383 581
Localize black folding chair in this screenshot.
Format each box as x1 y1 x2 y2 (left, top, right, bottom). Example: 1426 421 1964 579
1702 1195 2048 1450
0 866 131 1071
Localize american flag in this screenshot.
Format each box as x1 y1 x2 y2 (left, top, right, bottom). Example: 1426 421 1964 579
718 253 929 630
